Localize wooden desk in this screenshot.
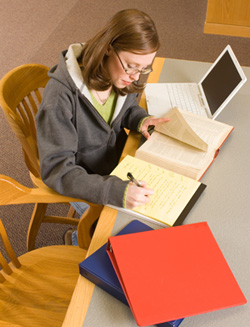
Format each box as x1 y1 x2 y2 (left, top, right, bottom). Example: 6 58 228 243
63 58 250 327
62 206 118 327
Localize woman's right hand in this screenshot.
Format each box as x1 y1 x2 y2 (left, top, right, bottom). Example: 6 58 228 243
125 182 154 209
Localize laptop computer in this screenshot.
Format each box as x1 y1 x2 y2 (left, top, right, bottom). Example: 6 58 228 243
145 45 247 120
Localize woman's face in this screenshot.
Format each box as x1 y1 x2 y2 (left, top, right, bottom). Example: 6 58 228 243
105 49 156 89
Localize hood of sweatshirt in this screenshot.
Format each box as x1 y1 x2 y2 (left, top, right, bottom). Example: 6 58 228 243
48 43 127 123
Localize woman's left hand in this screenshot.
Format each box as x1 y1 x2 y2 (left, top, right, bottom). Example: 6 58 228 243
140 116 170 140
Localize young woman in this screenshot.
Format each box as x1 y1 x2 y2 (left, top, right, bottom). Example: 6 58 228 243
36 9 169 230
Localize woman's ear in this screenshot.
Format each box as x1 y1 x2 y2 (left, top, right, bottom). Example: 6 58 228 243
106 45 113 56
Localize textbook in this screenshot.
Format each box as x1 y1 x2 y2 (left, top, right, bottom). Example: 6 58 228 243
135 107 234 180
79 220 184 327
107 222 247 327
110 155 206 227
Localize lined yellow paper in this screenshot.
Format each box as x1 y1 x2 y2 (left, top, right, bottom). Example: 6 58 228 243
111 155 201 226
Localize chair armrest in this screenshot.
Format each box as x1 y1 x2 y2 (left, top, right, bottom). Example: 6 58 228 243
0 174 99 209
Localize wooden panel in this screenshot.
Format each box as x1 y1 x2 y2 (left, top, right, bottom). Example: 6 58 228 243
204 0 250 37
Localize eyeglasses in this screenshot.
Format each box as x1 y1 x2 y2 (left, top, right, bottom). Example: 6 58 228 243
114 50 153 75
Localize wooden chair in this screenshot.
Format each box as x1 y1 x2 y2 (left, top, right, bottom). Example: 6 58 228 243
0 174 91 327
0 64 103 251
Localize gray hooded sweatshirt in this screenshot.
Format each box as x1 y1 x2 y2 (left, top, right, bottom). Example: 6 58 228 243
36 44 149 207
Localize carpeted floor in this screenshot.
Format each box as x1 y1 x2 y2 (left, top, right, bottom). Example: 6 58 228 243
1 0 250 256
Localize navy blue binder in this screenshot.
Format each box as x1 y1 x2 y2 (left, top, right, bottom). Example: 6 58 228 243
79 220 184 327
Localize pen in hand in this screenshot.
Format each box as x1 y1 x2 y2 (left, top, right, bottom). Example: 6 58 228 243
126 172 154 209
127 172 142 187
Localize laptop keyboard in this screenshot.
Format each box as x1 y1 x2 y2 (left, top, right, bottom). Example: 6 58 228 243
166 83 207 116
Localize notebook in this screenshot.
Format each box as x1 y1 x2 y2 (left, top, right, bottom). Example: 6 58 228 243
145 45 247 120
110 155 206 227
107 222 247 326
79 220 184 327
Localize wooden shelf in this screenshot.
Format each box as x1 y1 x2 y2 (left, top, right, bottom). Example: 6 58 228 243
204 0 250 38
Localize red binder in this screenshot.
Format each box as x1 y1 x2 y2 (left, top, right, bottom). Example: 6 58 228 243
107 222 247 326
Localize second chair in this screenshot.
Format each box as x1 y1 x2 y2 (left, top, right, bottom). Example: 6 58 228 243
0 64 103 250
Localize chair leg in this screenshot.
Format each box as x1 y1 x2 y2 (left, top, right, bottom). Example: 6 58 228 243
27 203 48 251
67 205 76 218
77 205 104 250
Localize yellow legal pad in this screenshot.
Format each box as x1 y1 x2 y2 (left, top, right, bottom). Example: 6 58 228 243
111 155 206 226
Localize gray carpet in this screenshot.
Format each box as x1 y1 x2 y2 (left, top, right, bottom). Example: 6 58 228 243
1 0 250 256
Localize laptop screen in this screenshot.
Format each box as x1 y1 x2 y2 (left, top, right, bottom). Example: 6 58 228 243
200 46 246 117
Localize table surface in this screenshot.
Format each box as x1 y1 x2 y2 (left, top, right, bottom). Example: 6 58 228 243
62 57 250 327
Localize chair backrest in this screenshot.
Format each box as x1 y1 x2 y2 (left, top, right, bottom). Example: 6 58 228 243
0 64 50 178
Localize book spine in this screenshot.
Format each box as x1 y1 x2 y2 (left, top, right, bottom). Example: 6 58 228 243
79 266 128 305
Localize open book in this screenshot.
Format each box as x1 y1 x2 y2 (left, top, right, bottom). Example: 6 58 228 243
110 155 206 227
136 107 234 180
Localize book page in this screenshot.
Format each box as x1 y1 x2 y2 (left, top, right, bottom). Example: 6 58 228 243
111 155 201 226
180 110 234 149
155 107 208 151
135 132 213 180
141 132 212 169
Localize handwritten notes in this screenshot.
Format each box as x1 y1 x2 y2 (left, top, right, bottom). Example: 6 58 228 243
111 155 201 226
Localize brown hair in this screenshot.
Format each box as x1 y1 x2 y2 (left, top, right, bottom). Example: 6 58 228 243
79 9 160 95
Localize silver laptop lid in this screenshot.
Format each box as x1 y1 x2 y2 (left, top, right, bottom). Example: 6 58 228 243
198 45 247 119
